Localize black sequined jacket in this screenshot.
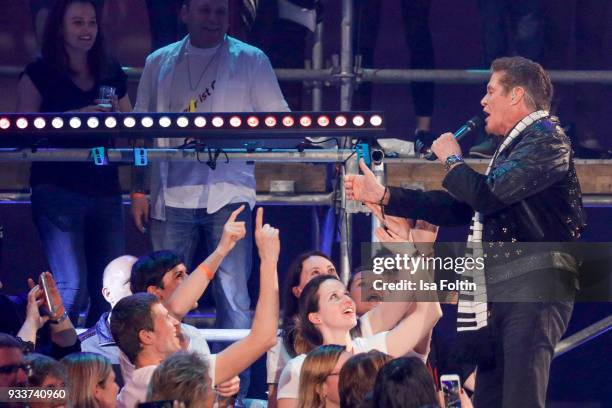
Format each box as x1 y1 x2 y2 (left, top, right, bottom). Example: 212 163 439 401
384 116 586 275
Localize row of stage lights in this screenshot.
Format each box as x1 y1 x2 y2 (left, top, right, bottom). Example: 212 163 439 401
0 113 383 132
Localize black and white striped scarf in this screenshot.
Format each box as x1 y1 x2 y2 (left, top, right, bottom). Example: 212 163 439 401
455 110 549 363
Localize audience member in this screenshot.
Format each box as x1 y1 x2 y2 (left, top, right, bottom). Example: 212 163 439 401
268 250 425 406
298 344 350 408
124 204 246 385
79 255 136 386
2 273 80 360
0 333 29 388
17 0 132 327
25 353 67 408
146 350 214 408
130 2 288 394
276 275 442 407
61 352 119 408
372 357 440 408
338 350 392 408
0 333 30 408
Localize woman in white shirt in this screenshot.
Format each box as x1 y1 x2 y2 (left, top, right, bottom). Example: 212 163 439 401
277 275 442 408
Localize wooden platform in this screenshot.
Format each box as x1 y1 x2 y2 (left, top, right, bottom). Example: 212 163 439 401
1 160 611 194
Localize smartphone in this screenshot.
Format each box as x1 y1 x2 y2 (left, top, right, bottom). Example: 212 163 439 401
40 273 56 317
356 143 371 167
440 374 461 408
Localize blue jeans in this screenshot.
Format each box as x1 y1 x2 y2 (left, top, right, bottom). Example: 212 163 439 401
161 203 253 330
31 185 125 327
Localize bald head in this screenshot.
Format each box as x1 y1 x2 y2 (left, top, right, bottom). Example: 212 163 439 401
102 255 136 308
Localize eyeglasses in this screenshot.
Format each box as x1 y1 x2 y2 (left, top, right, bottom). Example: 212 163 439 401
0 363 32 376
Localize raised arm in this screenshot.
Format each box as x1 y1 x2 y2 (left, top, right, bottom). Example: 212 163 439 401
214 207 280 385
385 300 442 358
165 206 247 320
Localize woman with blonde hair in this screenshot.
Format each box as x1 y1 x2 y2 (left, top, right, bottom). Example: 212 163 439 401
298 345 350 408
61 352 118 408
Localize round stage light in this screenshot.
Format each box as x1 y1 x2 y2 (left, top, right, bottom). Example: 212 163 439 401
141 116 154 128
16 118 28 129
51 117 64 129
352 115 365 127
247 116 259 127
87 117 99 128
334 115 347 127
317 116 330 127
34 117 46 129
194 116 206 128
282 116 294 127
123 117 136 128
159 116 172 128
0 118 10 130
370 115 383 127
264 116 277 127
105 117 117 128
212 116 224 127
229 116 242 127
177 116 189 128
300 116 312 127
69 117 81 129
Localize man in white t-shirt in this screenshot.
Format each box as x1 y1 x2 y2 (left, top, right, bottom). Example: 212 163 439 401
130 7 289 396
110 293 191 408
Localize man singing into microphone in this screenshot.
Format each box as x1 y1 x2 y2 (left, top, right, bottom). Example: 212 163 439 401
345 56 584 407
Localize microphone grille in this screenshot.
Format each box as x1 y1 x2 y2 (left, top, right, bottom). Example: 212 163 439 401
468 116 484 129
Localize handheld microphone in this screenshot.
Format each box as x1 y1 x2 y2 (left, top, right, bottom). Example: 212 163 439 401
419 116 484 161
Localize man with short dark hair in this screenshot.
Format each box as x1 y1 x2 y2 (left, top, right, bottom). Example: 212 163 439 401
345 56 584 407
111 293 182 407
0 333 29 395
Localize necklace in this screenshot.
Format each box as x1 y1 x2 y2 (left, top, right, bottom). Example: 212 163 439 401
186 45 222 92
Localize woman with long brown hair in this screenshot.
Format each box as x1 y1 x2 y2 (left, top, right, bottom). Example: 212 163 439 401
16 0 131 326
277 275 442 408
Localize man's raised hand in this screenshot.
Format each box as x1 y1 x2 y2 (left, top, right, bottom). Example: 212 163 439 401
217 205 247 257
344 159 387 203
254 207 280 264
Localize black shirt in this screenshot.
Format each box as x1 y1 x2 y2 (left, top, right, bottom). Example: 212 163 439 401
23 58 126 196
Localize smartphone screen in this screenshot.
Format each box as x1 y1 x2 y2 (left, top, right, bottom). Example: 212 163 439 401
441 375 461 408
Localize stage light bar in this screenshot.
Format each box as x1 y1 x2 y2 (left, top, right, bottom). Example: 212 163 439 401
0 112 386 145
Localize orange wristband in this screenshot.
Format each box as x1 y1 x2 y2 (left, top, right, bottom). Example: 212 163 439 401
131 192 147 200
197 264 215 280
